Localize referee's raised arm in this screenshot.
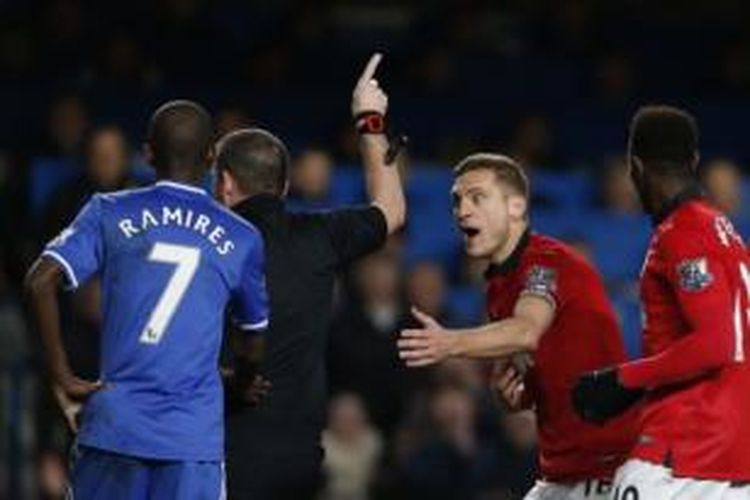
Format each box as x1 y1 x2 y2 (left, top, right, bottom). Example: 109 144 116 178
352 53 406 234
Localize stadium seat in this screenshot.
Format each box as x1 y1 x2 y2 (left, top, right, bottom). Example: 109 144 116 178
530 170 594 211
404 167 463 274
330 167 367 206
29 157 79 219
611 292 643 360
579 212 650 284
445 286 485 327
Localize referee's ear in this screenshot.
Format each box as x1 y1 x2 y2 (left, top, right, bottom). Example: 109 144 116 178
280 179 290 199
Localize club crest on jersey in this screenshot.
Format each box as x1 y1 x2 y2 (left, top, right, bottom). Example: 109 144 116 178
677 257 713 292
524 266 557 296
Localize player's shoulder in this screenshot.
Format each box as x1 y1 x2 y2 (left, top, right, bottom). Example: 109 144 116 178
524 232 591 272
657 200 725 249
206 197 262 237
83 185 158 217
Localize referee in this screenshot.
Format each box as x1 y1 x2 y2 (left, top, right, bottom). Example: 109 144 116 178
216 54 405 499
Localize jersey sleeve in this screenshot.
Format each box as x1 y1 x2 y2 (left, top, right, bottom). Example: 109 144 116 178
321 206 388 267
231 234 269 334
619 228 736 389
41 194 104 290
518 252 566 310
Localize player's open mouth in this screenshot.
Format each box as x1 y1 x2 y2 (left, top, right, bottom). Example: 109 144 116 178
461 227 480 238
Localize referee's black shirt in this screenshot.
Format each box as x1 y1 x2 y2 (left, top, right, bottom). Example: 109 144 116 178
227 193 388 451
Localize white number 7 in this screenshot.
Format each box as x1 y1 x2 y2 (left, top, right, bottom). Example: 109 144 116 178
140 242 201 345
733 262 750 362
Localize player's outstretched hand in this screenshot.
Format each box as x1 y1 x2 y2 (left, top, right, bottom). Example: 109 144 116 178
491 360 526 412
398 307 456 367
572 367 644 425
352 53 388 118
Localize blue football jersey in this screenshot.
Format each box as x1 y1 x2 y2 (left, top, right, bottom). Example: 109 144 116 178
43 180 268 461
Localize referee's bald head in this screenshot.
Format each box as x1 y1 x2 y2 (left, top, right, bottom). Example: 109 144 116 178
215 128 290 197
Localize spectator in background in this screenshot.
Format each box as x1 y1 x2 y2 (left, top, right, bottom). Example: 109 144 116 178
493 411 538 496
399 384 499 500
600 155 641 215
405 260 449 324
700 158 743 216
595 53 635 102
43 94 88 158
329 251 411 436
321 393 383 500
510 113 558 170
288 148 334 210
40 125 133 242
216 106 253 137
0 263 28 371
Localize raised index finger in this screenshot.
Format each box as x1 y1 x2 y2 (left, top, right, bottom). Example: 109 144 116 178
357 53 382 86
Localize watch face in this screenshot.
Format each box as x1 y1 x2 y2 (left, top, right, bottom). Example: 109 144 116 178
366 114 385 133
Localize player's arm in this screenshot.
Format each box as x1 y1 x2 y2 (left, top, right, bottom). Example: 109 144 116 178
26 196 106 423
617 252 735 389
227 233 270 407
573 233 736 424
397 295 554 367
25 257 102 403
352 53 406 235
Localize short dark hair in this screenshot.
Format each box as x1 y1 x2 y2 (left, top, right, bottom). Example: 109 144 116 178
453 153 530 198
147 100 213 176
629 105 698 175
215 128 290 196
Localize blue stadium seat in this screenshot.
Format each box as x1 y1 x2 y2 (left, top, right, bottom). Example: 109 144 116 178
330 168 367 206
611 292 643 360
530 208 582 240
29 157 79 219
445 286 485 328
404 167 462 274
406 166 454 208
530 170 594 211
579 213 650 284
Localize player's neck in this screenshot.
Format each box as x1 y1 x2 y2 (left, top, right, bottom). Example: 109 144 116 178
491 222 528 265
157 171 204 187
649 176 694 216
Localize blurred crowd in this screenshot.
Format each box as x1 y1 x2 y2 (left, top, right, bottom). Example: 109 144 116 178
3 1 750 499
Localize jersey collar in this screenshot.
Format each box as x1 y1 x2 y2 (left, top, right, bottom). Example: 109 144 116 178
651 183 704 226
484 227 532 279
155 180 208 196
234 193 285 221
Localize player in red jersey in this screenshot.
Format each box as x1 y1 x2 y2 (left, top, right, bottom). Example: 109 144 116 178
573 106 750 499
397 153 637 499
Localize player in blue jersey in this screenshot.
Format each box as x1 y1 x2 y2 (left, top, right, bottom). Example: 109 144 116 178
25 100 269 499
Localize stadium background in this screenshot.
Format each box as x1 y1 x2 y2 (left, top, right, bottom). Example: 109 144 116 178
2 1 750 498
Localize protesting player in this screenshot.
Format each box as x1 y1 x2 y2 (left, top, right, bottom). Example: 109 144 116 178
573 106 750 499
25 100 269 499
397 153 637 499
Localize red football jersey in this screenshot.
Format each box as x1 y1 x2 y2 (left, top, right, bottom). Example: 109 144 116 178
486 231 638 483
624 194 750 480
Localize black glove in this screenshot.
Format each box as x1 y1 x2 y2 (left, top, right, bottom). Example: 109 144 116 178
572 367 644 425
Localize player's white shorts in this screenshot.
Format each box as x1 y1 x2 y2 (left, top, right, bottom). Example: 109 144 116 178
612 459 750 500
524 478 613 500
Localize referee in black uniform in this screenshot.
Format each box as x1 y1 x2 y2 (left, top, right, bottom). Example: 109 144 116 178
216 54 405 499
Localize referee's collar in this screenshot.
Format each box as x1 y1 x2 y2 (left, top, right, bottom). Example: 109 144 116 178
484 227 532 279
651 183 705 226
233 193 285 219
